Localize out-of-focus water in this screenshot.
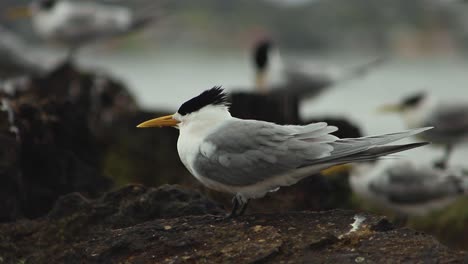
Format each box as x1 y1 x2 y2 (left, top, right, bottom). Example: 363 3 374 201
77 48 468 166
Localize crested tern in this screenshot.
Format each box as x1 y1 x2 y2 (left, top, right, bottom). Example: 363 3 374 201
379 92 468 168
350 160 468 217
137 87 430 217
6 0 154 58
252 39 384 97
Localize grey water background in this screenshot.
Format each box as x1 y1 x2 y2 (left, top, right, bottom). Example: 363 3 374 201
9 0 468 168
70 47 468 167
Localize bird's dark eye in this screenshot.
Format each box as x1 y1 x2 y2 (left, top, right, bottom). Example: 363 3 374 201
39 0 57 10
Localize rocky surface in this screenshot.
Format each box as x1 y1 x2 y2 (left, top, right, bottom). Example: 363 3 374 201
0 64 105 220
0 184 224 263
0 184 465 263
0 61 143 221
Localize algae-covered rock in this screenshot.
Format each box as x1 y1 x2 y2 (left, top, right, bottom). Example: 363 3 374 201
0 62 134 220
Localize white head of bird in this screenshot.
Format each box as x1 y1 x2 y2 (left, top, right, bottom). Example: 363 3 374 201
137 86 230 133
137 87 233 189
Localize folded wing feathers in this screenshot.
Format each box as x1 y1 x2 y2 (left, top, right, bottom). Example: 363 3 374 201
292 127 432 168
329 127 432 159
291 122 339 142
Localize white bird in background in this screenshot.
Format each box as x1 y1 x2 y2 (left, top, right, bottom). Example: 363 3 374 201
349 160 468 218
6 0 156 58
252 38 384 97
379 92 468 168
137 87 430 217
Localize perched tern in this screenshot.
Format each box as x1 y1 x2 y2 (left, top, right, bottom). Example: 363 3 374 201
137 87 430 217
252 39 384 96
350 160 468 217
6 0 154 57
379 92 468 168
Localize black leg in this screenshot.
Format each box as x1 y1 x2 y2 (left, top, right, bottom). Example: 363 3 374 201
227 196 239 218
238 199 250 216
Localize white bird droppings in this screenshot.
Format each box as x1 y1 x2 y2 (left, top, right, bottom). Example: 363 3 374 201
348 214 366 234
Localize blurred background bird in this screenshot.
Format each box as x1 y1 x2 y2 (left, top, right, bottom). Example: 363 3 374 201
5 0 159 60
349 160 468 224
379 92 468 168
251 38 385 98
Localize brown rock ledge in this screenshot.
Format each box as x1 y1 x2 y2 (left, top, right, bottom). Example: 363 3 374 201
0 185 465 263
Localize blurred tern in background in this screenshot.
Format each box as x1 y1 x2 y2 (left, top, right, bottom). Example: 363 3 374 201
6 0 158 59
137 86 430 217
379 92 468 168
252 38 385 97
350 160 468 221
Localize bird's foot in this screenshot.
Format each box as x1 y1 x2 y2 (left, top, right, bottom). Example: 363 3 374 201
225 194 250 219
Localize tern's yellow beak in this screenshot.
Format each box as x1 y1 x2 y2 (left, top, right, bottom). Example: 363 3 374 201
137 115 179 128
377 104 403 113
321 164 354 176
5 6 31 20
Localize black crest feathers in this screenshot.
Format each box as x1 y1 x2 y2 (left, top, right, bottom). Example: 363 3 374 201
402 92 426 108
253 39 272 72
177 86 229 115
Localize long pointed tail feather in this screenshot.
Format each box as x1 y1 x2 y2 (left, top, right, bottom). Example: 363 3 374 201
326 127 432 161
332 142 429 164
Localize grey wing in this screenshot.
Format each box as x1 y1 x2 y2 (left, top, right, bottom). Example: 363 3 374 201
425 103 468 142
194 120 337 186
370 165 462 204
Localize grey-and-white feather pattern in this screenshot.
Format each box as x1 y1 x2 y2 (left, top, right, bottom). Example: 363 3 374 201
194 120 336 186
194 119 430 187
